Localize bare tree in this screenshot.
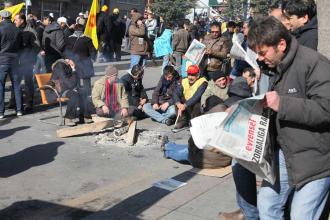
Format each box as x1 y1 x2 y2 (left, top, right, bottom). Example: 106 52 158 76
317 0 330 59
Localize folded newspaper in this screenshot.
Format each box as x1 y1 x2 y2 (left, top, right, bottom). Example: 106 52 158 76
190 95 275 184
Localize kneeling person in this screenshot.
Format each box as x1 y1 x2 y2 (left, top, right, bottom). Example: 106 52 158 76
92 65 129 119
143 66 180 125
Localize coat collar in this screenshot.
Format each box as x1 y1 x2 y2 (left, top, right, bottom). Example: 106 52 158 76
276 36 299 75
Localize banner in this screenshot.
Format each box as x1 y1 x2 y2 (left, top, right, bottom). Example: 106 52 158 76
84 0 99 49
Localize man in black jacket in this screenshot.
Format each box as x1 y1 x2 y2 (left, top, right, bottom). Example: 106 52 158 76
283 0 318 50
0 10 23 118
143 65 179 125
120 64 148 120
42 17 65 72
248 16 330 220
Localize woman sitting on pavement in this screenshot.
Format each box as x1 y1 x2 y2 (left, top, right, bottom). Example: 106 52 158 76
47 59 93 126
120 64 148 120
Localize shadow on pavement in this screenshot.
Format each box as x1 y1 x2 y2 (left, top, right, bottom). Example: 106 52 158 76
0 117 15 127
0 199 94 220
0 126 30 139
84 171 197 219
0 141 64 178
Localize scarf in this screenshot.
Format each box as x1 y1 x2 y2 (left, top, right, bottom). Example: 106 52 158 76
105 80 119 113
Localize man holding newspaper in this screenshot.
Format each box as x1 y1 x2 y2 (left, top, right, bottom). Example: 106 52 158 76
249 16 330 219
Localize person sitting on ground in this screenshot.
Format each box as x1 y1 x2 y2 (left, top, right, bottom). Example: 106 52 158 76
91 65 129 119
173 65 208 129
120 64 148 120
47 59 92 126
201 70 229 112
143 65 180 125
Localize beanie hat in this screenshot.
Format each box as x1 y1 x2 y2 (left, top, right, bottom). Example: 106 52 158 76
187 65 199 75
105 65 118 77
212 70 227 81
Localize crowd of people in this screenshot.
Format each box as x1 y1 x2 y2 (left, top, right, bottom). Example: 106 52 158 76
0 0 329 219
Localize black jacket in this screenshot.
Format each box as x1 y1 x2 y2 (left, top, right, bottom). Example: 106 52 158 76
224 77 252 107
110 14 125 43
151 75 180 106
19 24 40 64
120 73 148 106
42 22 65 58
271 37 330 188
97 12 112 40
292 16 318 51
0 19 21 64
65 31 96 79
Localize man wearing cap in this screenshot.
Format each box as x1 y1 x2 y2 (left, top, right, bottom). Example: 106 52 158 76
110 8 125 61
57 17 73 41
0 10 23 118
92 65 129 119
42 14 65 72
173 65 208 129
201 70 229 112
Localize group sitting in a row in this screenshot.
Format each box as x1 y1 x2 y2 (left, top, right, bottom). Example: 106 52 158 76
47 59 256 127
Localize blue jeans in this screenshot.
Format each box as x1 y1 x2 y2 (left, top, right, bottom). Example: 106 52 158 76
130 54 147 69
232 160 259 220
258 149 330 220
164 142 189 162
142 103 176 123
0 63 22 113
162 55 170 71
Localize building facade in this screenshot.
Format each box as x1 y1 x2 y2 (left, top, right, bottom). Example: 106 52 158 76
3 0 146 21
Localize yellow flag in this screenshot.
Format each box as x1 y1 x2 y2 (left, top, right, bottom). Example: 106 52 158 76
84 0 99 49
1 3 25 22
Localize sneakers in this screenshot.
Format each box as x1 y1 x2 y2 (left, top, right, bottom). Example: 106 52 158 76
16 111 23 116
164 118 174 126
0 114 4 119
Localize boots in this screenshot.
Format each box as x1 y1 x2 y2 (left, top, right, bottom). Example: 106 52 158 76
218 209 245 220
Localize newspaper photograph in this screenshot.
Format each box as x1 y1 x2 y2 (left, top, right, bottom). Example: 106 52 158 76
184 39 206 65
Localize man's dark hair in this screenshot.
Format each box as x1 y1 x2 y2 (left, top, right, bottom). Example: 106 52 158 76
243 67 256 77
163 65 175 76
227 21 236 28
210 21 221 29
131 64 144 77
284 0 316 19
166 21 173 29
16 13 26 23
43 15 53 23
131 8 138 13
270 0 287 10
247 16 291 50
177 20 184 28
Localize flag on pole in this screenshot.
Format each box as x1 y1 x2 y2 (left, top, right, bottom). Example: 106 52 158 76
84 0 99 49
1 3 25 22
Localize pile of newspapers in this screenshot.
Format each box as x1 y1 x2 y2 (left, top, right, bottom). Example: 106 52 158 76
190 95 276 184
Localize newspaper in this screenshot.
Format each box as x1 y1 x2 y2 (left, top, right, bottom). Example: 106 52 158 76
230 41 259 69
153 178 187 191
184 39 206 65
190 95 275 184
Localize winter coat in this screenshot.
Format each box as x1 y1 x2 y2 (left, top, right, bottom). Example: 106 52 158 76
151 75 181 106
270 37 330 188
202 34 230 72
110 14 126 44
0 19 22 64
172 28 189 53
154 29 173 57
97 11 112 40
120 73 148 106
224 76 252 107
92 76 129 109
292 16 318 51
42 22 65 58
65 31 96 79
145 18 157 39
201 80 228 108
19 24 41 65
129 13 148 55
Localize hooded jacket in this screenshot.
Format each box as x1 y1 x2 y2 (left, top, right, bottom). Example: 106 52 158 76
42 22 65 58
292 16 318 50
151 74 180 106
154 29 173 57
129 13 148 55
120 73 148 106
271 37 330 188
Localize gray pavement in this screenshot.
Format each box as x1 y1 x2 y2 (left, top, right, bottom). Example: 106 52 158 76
0 64 238 220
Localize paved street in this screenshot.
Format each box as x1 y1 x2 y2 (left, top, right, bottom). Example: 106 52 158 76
0 62 237 220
